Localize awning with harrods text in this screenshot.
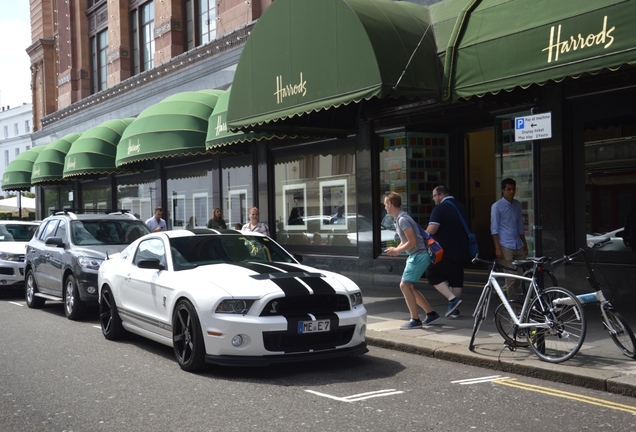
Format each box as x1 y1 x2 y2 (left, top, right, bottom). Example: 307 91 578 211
116 90 224 167
1 146 46 191
30 133 81 184
432 0 636 101
63 118 134 178
226 0 441 131
206 87 288 150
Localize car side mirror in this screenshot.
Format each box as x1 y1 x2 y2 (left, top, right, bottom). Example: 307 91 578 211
45 237 65 248
293 254 303 263
137 258 166 270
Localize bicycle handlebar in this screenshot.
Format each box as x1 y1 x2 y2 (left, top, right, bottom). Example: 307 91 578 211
552 237 612 266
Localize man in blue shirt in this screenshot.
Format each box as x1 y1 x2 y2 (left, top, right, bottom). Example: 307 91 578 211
491 178 528 300
384 192 441 329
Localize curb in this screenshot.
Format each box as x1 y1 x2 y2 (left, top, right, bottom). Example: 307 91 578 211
365 329 636 398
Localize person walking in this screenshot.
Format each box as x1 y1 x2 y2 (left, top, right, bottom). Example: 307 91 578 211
145 206 167 232
207 208 227 229
425 185 466 318
384 192 441 329
491 178 528 300
242 207 270 236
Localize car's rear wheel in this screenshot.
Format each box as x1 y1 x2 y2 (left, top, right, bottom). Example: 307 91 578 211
64 275 86 320
172 300 205 372
99 286 125 340
25 269 45 309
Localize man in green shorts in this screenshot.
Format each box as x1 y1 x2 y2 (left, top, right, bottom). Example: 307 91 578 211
384 192 441 329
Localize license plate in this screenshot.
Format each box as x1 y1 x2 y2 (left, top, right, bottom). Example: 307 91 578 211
298 319 330 334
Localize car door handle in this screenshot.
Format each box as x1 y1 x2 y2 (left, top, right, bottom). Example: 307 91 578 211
124 274 131 282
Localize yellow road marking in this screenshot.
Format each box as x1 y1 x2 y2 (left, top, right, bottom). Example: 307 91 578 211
494 379 636 414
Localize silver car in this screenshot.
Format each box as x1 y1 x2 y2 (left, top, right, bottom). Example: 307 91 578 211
0 221 40 289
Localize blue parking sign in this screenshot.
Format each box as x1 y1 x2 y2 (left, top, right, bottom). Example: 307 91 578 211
516 118 525 129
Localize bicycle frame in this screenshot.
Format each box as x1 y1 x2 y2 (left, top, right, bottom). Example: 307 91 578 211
482 265 556 332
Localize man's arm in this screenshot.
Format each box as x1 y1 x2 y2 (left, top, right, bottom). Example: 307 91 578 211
385 226 416 256
426 223 439 235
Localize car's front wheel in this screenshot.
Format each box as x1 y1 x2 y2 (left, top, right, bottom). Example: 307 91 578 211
99 286 125 340
172 300 205 372
64 275 86 320
25 269 45 309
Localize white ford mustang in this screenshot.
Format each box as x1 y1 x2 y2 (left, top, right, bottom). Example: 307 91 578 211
97 229 367 371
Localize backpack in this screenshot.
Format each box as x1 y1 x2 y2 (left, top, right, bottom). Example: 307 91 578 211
417 224 444 264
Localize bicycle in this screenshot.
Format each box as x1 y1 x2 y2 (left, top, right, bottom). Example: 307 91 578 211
470 255 586 363
548 238 636 359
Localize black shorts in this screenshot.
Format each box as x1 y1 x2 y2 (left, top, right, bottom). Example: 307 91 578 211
426 259 465 287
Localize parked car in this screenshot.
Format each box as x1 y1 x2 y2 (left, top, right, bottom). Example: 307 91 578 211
586 227 631 252
24 211 152 319
97 229 368 371
0 221 40 289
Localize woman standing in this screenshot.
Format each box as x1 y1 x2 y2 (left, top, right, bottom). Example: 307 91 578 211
242 207 270 236
207 208 227 229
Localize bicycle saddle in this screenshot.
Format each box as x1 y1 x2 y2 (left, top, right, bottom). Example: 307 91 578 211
512 256 552 266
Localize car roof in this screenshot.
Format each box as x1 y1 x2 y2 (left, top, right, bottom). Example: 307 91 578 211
0 220 39 225
45 211 141 222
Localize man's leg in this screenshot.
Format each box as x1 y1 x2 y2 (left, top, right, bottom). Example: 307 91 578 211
400 281 421 320
500 245 521 300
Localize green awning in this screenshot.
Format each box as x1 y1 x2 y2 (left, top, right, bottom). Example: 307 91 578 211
63 118 134 178
206 87 286 151
434 0 636 101
1 146 46 191
227 0 441 131
116 90 224 167
31 133 81 185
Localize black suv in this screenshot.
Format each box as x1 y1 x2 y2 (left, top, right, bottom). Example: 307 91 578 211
24 211 151 320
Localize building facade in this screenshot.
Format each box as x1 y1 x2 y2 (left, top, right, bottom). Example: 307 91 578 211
9 0 636 297
0 103 33 198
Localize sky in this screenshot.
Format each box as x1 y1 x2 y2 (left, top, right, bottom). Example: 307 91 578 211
0 3 32 109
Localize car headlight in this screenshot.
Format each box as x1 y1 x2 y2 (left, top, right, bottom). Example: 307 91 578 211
350 292 363 307
215 299 255 314
78 255 104 270
0 252 22 262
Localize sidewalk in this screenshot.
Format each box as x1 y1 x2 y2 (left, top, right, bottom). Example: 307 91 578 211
363 283 636 397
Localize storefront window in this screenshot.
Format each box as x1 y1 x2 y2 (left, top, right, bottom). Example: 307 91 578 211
43 187 58 215
496 114 535 256
221 156 252 229
378 131 448 251
81 178 111 211
166 161 215 230
116 171 156 221
273 139 356 251
584 116 636 253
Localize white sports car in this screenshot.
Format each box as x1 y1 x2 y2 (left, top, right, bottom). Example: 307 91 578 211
97 229 367 371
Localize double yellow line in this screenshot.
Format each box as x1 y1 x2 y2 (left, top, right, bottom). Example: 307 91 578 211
495 379 636 414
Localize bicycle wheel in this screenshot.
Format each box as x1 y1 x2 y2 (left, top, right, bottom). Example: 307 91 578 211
494 300 529 348
524 287 586 363
604 307 636 359
469 284 492 351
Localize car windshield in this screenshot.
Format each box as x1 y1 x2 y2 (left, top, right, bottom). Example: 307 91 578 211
0 224 38 241
71 220 151 245
169 234 295 270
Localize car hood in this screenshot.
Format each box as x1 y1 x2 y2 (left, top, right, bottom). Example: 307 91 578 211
0 241 29 254
73 244 129 259
188 261 350 297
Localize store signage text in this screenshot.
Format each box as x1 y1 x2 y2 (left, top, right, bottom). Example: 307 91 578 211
543 15 615 63
127 139 141 155
274 72 307 104
66 158 76 170
215 115 226 136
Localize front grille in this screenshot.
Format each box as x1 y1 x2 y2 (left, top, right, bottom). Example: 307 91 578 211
263 325 356 352
0 268 14 276
260 294 350 317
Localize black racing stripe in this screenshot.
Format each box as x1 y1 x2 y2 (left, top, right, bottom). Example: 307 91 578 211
270 277 311 297
296 276 336 295
247 262 336 295
230 262 310 296
232 261 284 274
